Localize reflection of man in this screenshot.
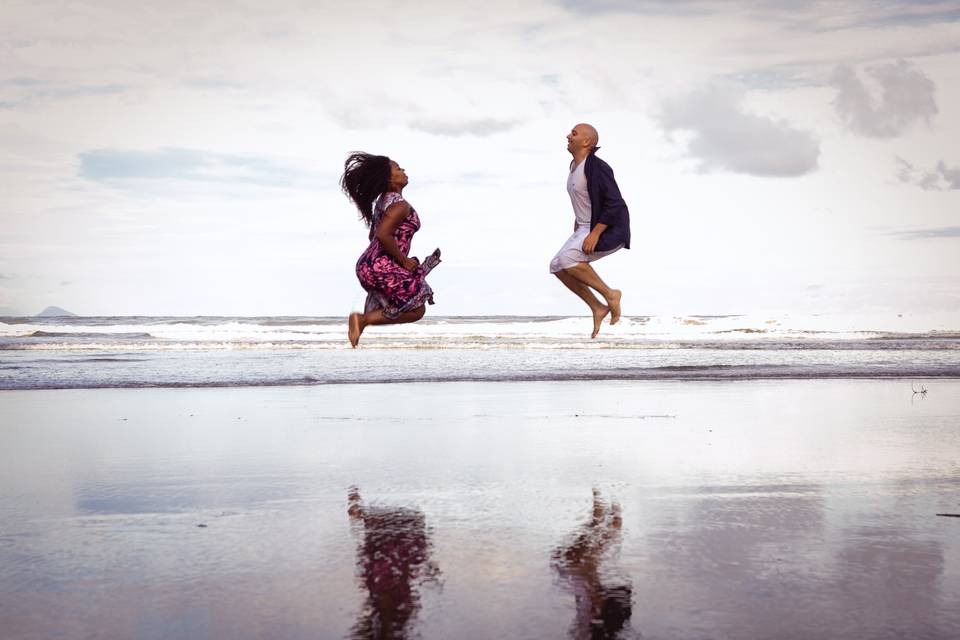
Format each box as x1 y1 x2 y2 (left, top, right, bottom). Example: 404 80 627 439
550 123 631 338
348 487 440 640
552 489 633 639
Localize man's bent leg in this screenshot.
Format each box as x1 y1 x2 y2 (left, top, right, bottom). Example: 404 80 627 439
564 262 622 325
555 270 603 309
555 270 610 339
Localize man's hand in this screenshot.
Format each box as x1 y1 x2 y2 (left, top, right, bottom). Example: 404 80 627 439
582 230 601 254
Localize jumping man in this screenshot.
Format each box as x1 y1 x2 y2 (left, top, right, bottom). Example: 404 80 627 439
549 123 631 338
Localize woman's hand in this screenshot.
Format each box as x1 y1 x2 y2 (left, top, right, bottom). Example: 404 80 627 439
375 200 417 268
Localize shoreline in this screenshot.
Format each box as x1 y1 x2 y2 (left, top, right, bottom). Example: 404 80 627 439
5 316 959 390
3 372 960 392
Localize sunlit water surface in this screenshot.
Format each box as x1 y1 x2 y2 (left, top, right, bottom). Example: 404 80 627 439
1 380 959 639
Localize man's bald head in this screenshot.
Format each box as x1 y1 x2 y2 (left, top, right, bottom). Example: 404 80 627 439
566 123 600 159
577 123 599 148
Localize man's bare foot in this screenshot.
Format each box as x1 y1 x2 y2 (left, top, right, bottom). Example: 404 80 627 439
348 313 363 348
607 289 622 325
610 502 622 529
592 305 610 339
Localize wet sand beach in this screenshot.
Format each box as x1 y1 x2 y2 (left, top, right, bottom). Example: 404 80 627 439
2 380 959 639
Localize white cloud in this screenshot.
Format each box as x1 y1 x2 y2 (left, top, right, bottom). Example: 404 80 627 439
830 60 938 137
811 1 960 30
886 225 960 240
78 148 320 189
557 0 960 30
409 118 522 137
0 78 129 110
659 84 820 177
895 156 960 190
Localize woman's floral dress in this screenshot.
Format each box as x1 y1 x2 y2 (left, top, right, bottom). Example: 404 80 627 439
355 192 440 318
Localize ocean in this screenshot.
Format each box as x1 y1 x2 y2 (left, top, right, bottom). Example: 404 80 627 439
4 316 960 638
2 314 958 389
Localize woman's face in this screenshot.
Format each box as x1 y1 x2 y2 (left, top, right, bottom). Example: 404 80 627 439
389 160 408 190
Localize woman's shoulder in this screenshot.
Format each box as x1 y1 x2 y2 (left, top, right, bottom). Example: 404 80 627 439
378 191 406 210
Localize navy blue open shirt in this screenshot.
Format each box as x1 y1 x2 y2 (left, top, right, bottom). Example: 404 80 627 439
584 149 631 253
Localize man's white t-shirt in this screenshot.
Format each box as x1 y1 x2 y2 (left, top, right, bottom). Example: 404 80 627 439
567 159 592 226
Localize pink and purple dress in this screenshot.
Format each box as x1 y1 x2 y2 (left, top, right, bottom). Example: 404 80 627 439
355 192 440 318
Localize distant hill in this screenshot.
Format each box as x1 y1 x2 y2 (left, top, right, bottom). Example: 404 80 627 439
36 306 77 317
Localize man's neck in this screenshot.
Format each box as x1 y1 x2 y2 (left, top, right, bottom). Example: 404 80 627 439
570 147 592 165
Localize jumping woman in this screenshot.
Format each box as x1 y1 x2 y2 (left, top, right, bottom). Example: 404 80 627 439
340 152 440 347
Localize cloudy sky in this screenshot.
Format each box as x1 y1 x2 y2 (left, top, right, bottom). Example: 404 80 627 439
1 0 958 318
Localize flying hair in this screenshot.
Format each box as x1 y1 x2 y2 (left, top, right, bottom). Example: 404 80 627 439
340 152 392 227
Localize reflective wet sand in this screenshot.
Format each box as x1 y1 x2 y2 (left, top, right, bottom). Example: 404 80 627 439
1 380 959 639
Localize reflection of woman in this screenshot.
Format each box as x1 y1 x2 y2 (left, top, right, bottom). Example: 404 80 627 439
347 487 440 640
552 489 633 639
340 153 441 348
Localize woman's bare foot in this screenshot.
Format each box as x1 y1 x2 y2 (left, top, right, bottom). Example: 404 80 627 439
592 305 610 339
348 313 363 348
607 290 622 325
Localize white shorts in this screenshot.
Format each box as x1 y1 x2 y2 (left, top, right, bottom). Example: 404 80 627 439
549 225 623 273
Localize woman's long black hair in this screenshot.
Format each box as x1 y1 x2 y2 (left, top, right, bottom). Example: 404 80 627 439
340 152 391 227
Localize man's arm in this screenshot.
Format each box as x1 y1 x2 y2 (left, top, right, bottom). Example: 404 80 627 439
583 161 627 253
595 162 628 228
582 223 607 253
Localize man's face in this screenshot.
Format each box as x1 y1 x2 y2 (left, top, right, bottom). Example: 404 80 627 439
566 124 593 152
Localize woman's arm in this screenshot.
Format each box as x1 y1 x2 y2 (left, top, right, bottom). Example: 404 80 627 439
375 201 418 271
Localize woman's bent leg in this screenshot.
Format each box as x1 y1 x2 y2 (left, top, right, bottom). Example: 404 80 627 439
365 306 425 327
348 306 426 348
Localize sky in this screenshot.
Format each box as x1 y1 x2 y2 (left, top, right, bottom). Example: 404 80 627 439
1 0 958 318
